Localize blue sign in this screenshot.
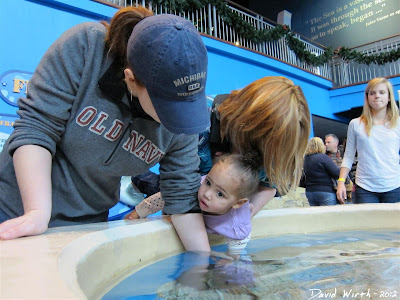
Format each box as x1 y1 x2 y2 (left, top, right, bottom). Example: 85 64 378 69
0 114 18 153
0 70 33 107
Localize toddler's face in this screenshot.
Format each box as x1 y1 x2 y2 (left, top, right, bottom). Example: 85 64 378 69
198 163 240 215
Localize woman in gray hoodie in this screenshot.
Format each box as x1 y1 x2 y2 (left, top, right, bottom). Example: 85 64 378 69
0 6 211 252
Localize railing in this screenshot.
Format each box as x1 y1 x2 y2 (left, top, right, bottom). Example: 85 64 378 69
101 0 399 87
330 35 400 87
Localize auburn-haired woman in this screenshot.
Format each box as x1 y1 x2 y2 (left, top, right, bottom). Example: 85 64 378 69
128 76 311 219
0 7 211 252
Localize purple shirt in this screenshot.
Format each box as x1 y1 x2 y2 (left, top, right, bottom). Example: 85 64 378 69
203 201 251 240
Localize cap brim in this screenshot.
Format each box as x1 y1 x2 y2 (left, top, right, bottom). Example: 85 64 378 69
149 90 210 135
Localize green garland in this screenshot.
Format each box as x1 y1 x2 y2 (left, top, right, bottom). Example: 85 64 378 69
152 0 400 66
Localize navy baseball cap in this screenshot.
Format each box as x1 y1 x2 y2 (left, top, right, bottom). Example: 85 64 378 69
127 14 210 135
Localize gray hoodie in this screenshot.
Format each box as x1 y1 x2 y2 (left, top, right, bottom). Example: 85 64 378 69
0 22 201 227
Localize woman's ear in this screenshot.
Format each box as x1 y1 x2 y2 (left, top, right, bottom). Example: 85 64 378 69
232 198 248 209
124 68 137 96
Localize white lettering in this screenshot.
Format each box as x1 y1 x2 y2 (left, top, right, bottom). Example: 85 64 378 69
123 130 165 163
89 112 108 135
173 72 206 87
188 82 200 91
122 130 145 153
308 288 337 299
104 120 124 141
76 106 97 126
75 106 164 164
177 86 204 97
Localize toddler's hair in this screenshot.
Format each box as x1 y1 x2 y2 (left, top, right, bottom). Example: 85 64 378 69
214 151 261 199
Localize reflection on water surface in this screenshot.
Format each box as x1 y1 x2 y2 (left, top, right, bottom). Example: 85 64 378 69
103 230 400 299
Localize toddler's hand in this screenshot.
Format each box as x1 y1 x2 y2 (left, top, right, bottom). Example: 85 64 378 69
124 210 140 220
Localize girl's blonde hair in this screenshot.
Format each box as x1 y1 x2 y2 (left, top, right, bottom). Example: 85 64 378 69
219 76 311 195
306 137 326 155
360 77 399 136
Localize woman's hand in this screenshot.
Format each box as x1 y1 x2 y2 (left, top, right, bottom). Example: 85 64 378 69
336 167 351 205
0 210 49 240
0 145 52 240
336 182 347 204
171 213 211 252
124 210 140 220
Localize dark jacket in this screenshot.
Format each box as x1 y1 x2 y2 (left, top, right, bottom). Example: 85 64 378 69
303 153 340 193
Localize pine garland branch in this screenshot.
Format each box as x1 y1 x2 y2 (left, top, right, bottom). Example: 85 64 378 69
152 0 400 66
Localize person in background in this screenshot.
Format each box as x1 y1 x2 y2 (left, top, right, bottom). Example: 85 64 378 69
126 152 261 257
303 137 342 206
325 133 342 166
0 7 212 252
325 133 353 200
131 76 311 217
337 77 400 204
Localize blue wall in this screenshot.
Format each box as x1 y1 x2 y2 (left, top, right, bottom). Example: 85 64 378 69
330 77 400 119
0 0 117 150
0 0 116 84
204 36 333 123
1 0 399 149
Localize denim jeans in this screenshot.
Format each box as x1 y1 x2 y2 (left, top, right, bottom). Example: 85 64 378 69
0 207 10 223
355 185 400 204
131 170 160 197
306 191 337 206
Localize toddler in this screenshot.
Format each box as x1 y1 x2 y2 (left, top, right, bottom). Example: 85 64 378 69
125 152 261 256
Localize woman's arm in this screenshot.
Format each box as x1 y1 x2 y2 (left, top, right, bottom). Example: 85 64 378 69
0 25 95 239
336 167 351 204
249 186 276 218
171 213 211 252
125 201 211 252
0 145 52 239
127 196 211 251
337 120 357 204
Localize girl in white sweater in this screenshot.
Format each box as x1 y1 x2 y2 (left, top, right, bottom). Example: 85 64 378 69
337 77 400 203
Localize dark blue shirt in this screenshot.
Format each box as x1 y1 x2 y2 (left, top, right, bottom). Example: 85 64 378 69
303 153 340 193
